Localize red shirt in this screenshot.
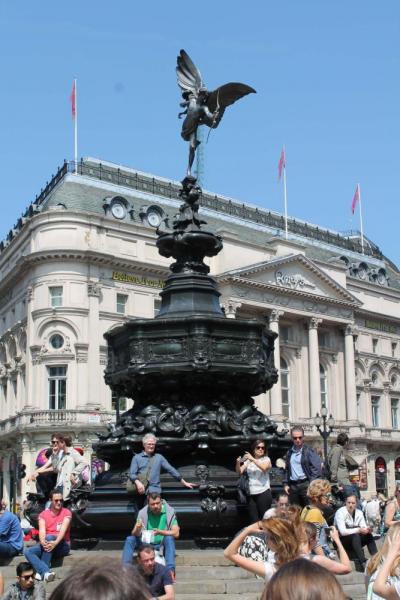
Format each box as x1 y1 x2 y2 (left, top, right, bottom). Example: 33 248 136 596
39 507 72 543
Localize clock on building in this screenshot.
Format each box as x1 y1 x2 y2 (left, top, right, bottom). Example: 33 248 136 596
110 199 127 220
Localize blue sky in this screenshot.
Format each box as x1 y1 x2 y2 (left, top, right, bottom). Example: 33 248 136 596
1 1 399 266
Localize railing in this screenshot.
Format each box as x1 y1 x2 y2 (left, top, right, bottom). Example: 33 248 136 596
0 409 115 435
71 159 383 259
2 158 384 260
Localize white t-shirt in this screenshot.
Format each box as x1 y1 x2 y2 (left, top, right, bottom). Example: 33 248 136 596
246 456 271 495
264 560 276 582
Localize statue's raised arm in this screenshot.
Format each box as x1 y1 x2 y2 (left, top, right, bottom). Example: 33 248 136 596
176 49 256 177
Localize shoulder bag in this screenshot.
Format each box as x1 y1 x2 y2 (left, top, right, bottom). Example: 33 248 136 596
126 455 155 495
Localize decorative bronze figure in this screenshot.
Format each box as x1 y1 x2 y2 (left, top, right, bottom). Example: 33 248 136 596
177 49 256 176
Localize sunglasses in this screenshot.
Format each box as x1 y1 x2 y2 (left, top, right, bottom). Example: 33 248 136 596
51 440 59 445
256 445 265 450
292 436 303 440
20 574 34 581
53 499 63 503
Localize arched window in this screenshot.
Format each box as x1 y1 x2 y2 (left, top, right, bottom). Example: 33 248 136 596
395 457 400 484
375 457 387 496
320 364 328 410
280 358 290 418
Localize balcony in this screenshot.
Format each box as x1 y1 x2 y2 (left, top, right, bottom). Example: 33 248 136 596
0 409 115 438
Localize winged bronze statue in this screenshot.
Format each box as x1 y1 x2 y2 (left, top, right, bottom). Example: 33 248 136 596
176 49 256 177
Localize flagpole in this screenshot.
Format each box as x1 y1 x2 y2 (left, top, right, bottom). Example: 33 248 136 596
358 183 364 254
74 78 78 174
283 146 288 240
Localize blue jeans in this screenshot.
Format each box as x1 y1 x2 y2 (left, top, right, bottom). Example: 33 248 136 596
24 535 70 576
121 534 176 571
0 541 20 558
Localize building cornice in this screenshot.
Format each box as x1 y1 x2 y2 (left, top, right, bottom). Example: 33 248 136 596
221 275 357 310
348 277 400 300
0 249 169 299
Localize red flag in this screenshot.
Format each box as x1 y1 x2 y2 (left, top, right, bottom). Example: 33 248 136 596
351 184 360 214
278 147 286 180
70 80 76 120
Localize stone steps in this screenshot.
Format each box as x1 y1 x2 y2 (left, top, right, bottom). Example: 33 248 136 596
0 548 367 599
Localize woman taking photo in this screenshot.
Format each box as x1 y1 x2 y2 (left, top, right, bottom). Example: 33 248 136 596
236 439 272 521
224 518 299 583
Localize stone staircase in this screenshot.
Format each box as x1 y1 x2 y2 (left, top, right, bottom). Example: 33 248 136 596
0 549 367 599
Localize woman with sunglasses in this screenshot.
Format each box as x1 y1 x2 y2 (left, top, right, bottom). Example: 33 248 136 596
301 478 335 557
236 439 272 522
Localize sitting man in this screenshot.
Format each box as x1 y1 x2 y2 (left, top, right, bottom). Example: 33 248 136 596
134 544 174 600
0 501 24 560
122 492 179 575
334 493 377 572
24 489 71 582
1 561 46 599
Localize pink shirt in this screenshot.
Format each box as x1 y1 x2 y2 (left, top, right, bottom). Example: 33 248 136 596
39 507 72 543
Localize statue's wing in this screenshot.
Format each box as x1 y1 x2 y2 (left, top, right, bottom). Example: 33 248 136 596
176 49 203 94
206 83 256 128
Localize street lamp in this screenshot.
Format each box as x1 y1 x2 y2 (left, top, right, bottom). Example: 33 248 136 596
314 406 335 464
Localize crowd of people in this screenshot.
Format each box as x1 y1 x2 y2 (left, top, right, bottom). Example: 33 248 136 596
1 428 400 599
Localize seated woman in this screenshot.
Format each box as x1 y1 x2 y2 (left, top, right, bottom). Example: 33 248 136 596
300 522 352 574
301 478 334 557
224 518 299 583
262 557 347 600
366 521 400 599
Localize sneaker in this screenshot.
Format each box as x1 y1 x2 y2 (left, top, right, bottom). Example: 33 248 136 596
34 573 42 581
44 572 55 582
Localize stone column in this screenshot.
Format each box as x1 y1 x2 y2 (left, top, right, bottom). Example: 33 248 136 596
363 382 372 426
24 287 35 408
87 282 101 409
308 318 322 418
344 324 357 420
221 299 242 319
269 310 284 416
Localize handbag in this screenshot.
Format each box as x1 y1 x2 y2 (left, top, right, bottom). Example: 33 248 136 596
126 455 155 495
237 470 250 504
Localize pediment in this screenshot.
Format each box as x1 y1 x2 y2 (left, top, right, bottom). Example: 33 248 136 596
218 254 360 306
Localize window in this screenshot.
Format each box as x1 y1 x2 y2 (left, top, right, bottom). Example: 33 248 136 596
318 332 329 348
372 338 378 353
320 364 328 410
392 343 398 358
371 396 380 427
280 325 291 342
50 334 64 350
48 366 67 410
111 391 127 413
392 399 399 429
116 294 128 315
371 371 379 386
356 393 361 421
1 382 7 404
153 298 162 317
280 358 290 418
49 286 63 308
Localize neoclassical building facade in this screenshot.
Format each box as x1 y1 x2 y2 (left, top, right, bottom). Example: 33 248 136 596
0 158 399 505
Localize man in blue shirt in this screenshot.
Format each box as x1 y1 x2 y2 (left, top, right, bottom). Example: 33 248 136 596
284 426 322 507
134 544 175 600
129 434 195 507
0 504 24 559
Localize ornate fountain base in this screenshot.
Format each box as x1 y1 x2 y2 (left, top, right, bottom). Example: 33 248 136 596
71 174 289 542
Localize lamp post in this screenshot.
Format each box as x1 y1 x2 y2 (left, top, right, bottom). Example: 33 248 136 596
314 406 335 465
